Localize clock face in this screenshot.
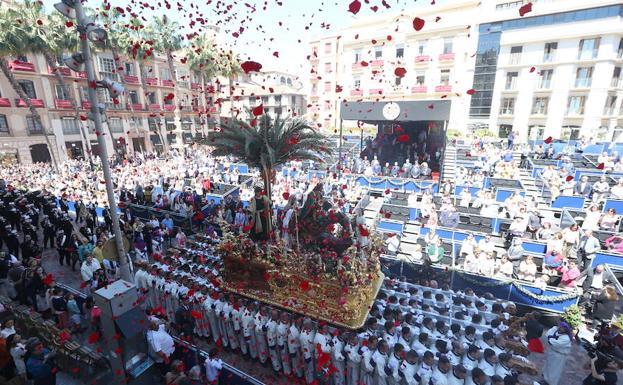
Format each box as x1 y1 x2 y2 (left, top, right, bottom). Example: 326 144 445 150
382 102 401 120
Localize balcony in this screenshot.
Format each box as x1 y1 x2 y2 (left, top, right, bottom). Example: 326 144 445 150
127 103 144 111
351 62 364 70
163 104 176 111
369 89 383 95
411 86 428 93
350 89 363 97
435 85 452 93
81 101 91 109
9 60 35 72
48 67 71 77
144 77 158 86
123 74 139 84
370 60 384 67
439 53 455 61
191 82 201 90
149 103 161 111
192 105 202 112
54 99 73 109
0 98 11 107
76 71 87 79
15 98 44 108
161 79 174 87
208 106 218 113
415 55 430 63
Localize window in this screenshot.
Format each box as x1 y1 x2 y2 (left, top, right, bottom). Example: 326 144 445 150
443 38 453 54
374 46 382 59
416 71 426 86
128 90 139 105
538 69 553 89
532 97 549 115
395 77 402 86
417 40 427 55
280 76 286 84
143 65 153 78
146 92 157 104
529 125 546 141
129 117 143 130
98 57 117 80
274 107 282 115
440 69 450 85
578 38 600 60
612 67 621 88
18 80 36 99
287 78 292 85
574 67 593 88
160 68 171 81
16 55 28 62
618 38 623 58
108 117 124 133
148 118 159 131
604 95 617 116
275 95 282 105
498 124 513 138
55 84 69 100
324 43 331 54
0 115 9 134
324 62 332 73
124 63 134 76
543 42 557 62
323 100 331 111
499 97 515 115
396 45 404 58
562 125 581 141
567 95 586 115
354 49 362 63
353 77 361 89
61 117 79 135
505 72 518 90
509 46 522 65
26 115 43 134
291 95 296 106
324 81 331 92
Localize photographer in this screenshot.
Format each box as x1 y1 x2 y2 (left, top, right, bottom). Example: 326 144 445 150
583 357 620 385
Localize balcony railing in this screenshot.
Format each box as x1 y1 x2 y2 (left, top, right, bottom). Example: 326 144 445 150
81 101 91 109
123 74 139 84
439 53 455 61
164 104 176 111
0 98 11 107
415 55 430 63
352 62 364 70
612 78 622 88
144 77 158 86
9 60 35 72
411 86 427 93
62 126 81 135
54 99 73 109
126 103 144 111
543 53 555 63
15 98 44 108
149 103 161 111
191 83 201 90
350 89 363 96
48 67 72 77
435 85 452 93
27 128 46 135
161 79 174 87
369 89 383 95
508 54 521 65
370 60 384 67
208 106 218 113
76 71 87 78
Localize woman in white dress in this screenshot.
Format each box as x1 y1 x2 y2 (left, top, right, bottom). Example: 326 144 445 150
7 334 27 379
542 322 573 385
582 205 601 231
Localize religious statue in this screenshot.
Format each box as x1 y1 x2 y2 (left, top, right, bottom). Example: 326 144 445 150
248 186 272 242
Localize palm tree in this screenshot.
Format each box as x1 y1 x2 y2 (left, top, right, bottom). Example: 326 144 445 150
0 2 60 169
207 114 330 199
186 35 218 136
216 51 242 120
149 15 184 149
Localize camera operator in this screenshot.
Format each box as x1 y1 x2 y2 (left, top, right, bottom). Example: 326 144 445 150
583 356 620 385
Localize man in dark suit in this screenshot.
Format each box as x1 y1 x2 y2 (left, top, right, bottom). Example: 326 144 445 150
574 175 592 198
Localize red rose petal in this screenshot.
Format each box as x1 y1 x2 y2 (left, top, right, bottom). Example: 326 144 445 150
412 17 425 31
348 0 361 14
519 2 532 17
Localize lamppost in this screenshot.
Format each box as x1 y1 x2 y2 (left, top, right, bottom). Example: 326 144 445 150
55 0 132 282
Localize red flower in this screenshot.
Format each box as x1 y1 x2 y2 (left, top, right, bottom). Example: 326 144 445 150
252 104 264 116
412 17 425 31
241 61 263 73
397 134 410 143
87 331 100 344
165 93 175 101
282 192 290 200
299 281 310 292
287 137 299 145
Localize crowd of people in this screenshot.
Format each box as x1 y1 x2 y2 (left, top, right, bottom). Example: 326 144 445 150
0 136 620 385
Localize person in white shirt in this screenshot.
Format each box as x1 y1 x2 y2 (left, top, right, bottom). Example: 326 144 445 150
0 319 15 339
254 306 269 364
147 321 175 373
477 235 495 254
344 333 362 385
416 351 435 385
385 234 400 255
398 349 419 385
447 364 468 385
277 313 291 376
266 309 281 372
204 349 223 384
465 367 488 385
241 301 257 359
80 255 101 283
287 317 303 378
495 255 514 279
371 340 390 385
461 344 481 372
299 319 316 384
332 331 347 385
479 348 497 376
495 353 514 379
431 355 452 385
361 336 378 385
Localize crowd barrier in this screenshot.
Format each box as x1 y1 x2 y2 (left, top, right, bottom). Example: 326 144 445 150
353 175 439 193
380 256 579 313
127 203 194 233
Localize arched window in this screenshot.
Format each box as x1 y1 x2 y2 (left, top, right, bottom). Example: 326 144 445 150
0 114 9 135
280 76 286 84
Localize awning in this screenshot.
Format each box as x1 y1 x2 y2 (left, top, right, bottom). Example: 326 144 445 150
114 307 149 338
340 100 451 122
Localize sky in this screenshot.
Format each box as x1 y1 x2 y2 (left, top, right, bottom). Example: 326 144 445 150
40 0 450 80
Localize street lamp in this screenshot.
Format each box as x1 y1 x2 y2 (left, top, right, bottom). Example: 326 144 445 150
55 0 132 282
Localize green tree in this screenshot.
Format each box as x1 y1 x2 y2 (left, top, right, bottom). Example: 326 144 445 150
216 50 242 120
187 35 218 136
207 114 330 199
149 15 183 148
0 1 59 169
